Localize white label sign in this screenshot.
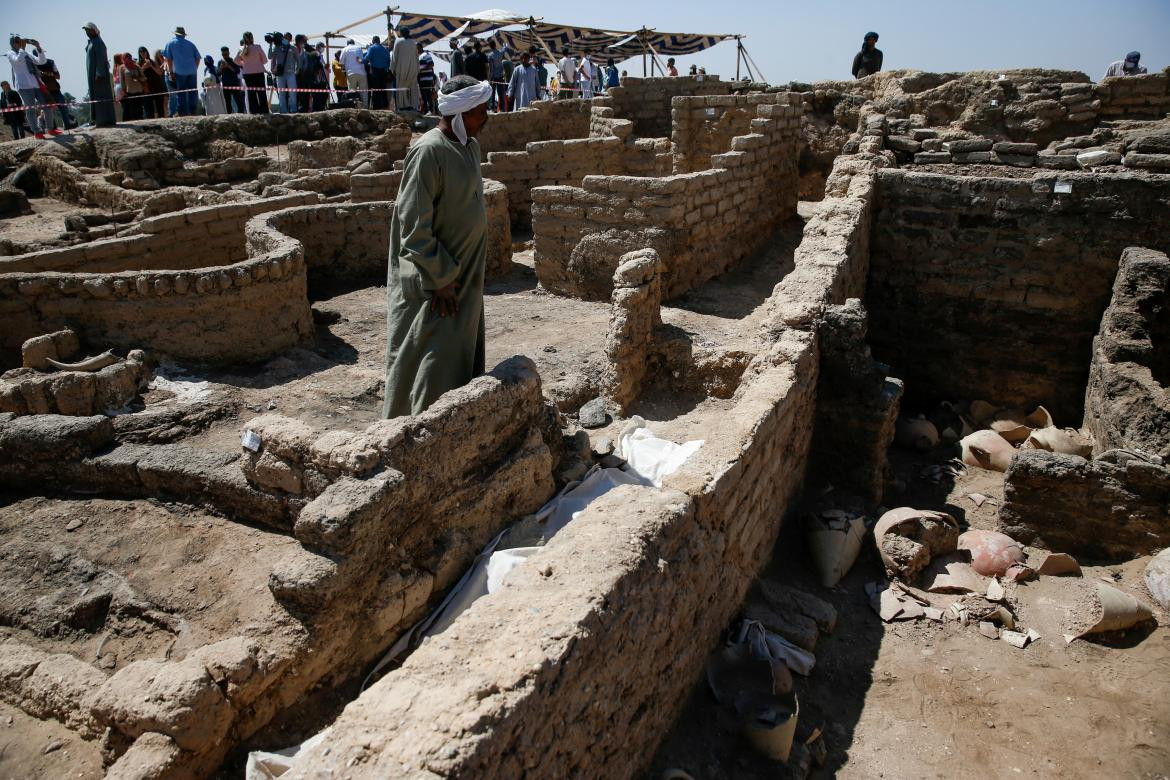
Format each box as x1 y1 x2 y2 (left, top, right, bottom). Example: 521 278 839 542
706 107 716 117
241 429 262 452
1054 181 1073 194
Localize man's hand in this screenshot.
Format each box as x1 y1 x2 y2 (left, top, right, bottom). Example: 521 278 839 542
430 281 460 318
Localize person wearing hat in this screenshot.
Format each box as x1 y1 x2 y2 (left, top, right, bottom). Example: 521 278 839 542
382 74 493 418
852 31 883 79
163 26 201 116
6 34 55 138
1104 51 1147 79
82 23 116 126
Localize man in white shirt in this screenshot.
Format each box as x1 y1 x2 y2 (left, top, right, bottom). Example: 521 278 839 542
6 35 53 138
1103 51 1147 79
556 49 577 100
577 53 594 99
340 39 368 107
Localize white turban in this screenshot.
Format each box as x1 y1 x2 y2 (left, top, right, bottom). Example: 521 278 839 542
436 80 493 145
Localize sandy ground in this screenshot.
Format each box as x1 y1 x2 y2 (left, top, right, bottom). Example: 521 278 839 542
650 446 1170 780
0 197 111 247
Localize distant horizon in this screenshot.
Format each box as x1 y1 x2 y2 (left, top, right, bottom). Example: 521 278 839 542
6 1 1168 106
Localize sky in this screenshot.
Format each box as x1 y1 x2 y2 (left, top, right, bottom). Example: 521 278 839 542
6 0 1169 99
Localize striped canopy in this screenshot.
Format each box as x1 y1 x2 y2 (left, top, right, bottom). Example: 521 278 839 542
390 10 735 59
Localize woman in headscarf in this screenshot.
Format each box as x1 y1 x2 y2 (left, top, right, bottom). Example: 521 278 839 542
83 22 116 126
138 46 165 119
117 53 146 120
202 54 226 115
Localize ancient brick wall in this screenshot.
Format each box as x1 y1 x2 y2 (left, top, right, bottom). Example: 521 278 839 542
1084 247 1170 457
531 94 803 301
1095 69 1170 119
261 181 512 285
867 169 1170 423
607 76 731 138
671 93 776 173
0 194 319 362
475 98 594 153
281 152 890 780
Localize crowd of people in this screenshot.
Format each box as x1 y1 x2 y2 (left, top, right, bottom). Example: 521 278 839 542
4 22 1159 139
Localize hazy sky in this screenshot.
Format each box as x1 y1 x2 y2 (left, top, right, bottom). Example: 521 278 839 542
7 0 1168 99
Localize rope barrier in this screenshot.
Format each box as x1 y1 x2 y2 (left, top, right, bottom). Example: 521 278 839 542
0 78 603 115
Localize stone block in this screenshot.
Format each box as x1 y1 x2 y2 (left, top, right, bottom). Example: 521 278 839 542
913 151 952 164
992 142 1038 155
1036 152 1079 170
947 138 993 153
991 152 1035 167
886 135 922 153
1123 152 1170 172
951 151 993 163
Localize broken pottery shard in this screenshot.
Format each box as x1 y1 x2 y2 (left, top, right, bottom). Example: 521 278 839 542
958 529 1025 576
990 419 1032 444
968 400 999 426
758 581 838 634
960 429 1016 472
895 416 939 451
967 492 988 507
1024 405 1054 429
1001 630 1030 648
1026 628 1042 643
874 507 960 582
805 514 866 589
1145 548 1170 610
878 588 905 622
924 555 989 594
1004 564 1035 583
1079 582 1155 637
1036 551 1081 576
924 606 944 622
1021 427 1093 458
986 579 1005 602
978 621 1000 639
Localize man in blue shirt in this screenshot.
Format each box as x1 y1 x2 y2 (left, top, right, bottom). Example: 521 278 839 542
162 26 201 116
363 35 390 109
486 39 505 111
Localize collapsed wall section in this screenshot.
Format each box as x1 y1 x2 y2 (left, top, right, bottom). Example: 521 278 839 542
866 169 1170 423
531 93 803 301
1084 247 1170 457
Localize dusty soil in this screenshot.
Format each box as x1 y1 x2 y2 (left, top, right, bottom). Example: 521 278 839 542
0 197 110 246
0 701 104 780
0 494 304 673
650 445 1170 780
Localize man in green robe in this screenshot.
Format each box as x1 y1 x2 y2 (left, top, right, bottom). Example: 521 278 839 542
383 75 493 418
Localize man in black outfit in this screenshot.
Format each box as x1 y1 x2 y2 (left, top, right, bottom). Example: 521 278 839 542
465 40 488 81
852 31 883 79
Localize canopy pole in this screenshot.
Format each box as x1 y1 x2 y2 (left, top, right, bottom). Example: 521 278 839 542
740 39 766 84
384 5 398 37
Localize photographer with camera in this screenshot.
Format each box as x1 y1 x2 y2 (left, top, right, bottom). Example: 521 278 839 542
235 32 268 114
5 34 55 138
267 31 297 113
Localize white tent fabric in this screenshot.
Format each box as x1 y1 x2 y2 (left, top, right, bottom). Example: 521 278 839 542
245 418 702 779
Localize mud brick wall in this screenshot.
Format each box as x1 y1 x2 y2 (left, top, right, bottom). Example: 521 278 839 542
0 194 318 362
1084 247 1170 458
866 169 1170 423
261 182 512 285
531 94 803 301
606 76 731 138
475 98 594 153
672 93 778 173
1095 69 1170 119
286 324 819 779
999 449 1170 559
481 137 670 229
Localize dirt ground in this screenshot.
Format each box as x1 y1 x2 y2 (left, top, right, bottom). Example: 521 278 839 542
650 446 1170 780
0 197 109 247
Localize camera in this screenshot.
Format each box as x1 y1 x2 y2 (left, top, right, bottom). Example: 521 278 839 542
263 34 274 44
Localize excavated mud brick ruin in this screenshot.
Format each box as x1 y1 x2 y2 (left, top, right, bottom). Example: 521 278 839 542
1 65 1169 779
